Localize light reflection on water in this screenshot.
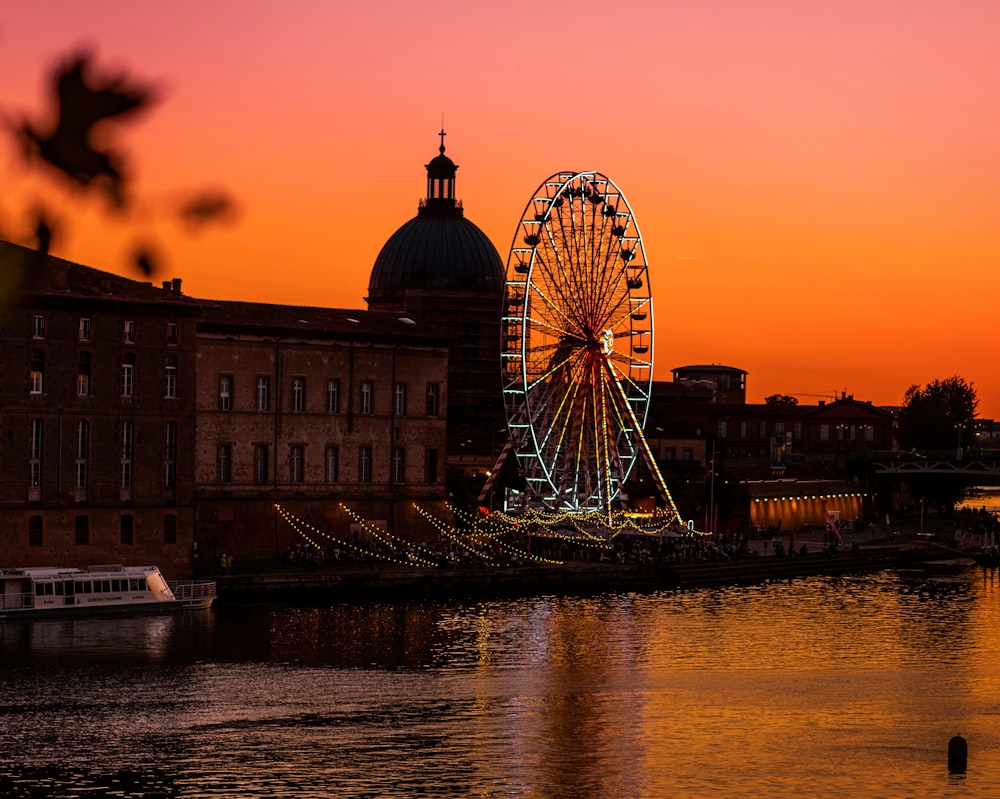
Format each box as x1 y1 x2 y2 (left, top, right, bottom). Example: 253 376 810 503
1 567 999 797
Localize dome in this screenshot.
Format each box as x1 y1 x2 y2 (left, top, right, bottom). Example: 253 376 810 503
369 212 504 294
368 132 504 297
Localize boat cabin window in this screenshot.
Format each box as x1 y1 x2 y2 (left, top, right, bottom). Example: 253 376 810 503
35 582 55 596
75 581 92 594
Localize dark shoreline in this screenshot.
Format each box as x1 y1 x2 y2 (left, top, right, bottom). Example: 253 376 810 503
212 543 973 605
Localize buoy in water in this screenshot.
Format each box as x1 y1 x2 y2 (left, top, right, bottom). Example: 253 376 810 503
948 734 968 774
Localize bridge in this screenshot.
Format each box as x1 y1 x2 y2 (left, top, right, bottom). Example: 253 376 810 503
852 450 1000 481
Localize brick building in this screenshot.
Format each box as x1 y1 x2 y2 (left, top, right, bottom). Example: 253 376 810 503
0 241 203 576
0 241 451 575
194 300 450 563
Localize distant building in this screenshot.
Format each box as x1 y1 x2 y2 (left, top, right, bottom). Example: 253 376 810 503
644 371 894 532
671 364 747 404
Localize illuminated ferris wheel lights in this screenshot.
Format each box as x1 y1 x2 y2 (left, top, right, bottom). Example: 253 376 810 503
497 170 678 518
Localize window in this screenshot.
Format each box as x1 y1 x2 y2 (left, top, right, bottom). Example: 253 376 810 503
75 420 89 490
32 315 45 339
392 447 405 483
217 444 232 483
164 422 177 488
758 422 767 439
775 421 785 435
739 421 747 440
425 448 438 484
28 516 43 548
394 382 407 416
426 383 440 417
163 514 177 544
75 515 89 545
864 425 875 443
121 354 135 397
325 445 339 483
290 445 304 483
820 424 830 441
164 356 178 398
361 380 373 415
77 351 91 396
292 377 305 412
120 421 134 489
120 515 134 545
840 425 855 441
327 379 340 413
717 420 727 439
359 446 372 483
30 349 44 394
253 444 269 484
123 319 136 343
257 376 270 411
219 375 233 411
794 423 802 440
29 419 43 489
78 317 91 341
166 322 178 345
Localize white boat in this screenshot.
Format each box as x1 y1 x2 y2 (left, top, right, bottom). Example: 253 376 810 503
0 565 216 619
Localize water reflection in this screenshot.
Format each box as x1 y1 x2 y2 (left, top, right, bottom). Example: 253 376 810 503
1 567 999 797
0 611 214 664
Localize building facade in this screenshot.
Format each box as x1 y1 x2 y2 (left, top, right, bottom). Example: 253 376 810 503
0 242 451 575
0 242 202 576
194 301 450 563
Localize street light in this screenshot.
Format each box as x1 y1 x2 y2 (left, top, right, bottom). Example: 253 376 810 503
707 446 718 537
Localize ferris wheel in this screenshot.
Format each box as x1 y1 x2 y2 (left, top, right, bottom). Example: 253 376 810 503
498 171 678 517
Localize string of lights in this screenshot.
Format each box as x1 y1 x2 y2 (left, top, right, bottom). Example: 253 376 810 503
274 503 435 569
411 503 501 566
339 504 438 568
444 503 564 565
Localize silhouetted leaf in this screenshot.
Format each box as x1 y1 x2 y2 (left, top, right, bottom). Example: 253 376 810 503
16 49 155 207
133 244 159 278
178 190 237 228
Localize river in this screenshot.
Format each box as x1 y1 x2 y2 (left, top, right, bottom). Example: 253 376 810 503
1 565 999 798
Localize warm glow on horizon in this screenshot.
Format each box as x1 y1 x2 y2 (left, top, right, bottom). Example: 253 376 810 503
3 1 999 417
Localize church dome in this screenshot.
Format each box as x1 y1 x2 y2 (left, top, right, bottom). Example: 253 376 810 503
368 132 504 297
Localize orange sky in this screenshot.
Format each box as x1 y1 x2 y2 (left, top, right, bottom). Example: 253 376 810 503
2 1 999 418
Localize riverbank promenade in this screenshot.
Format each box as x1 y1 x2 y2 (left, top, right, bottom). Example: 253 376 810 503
211 530 968 605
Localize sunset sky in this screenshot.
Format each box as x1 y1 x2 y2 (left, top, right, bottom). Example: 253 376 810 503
2 1 999 417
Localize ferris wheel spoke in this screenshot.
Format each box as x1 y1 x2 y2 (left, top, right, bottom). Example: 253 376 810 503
531 361 591 488
528 255 588 338
530 352 589 447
